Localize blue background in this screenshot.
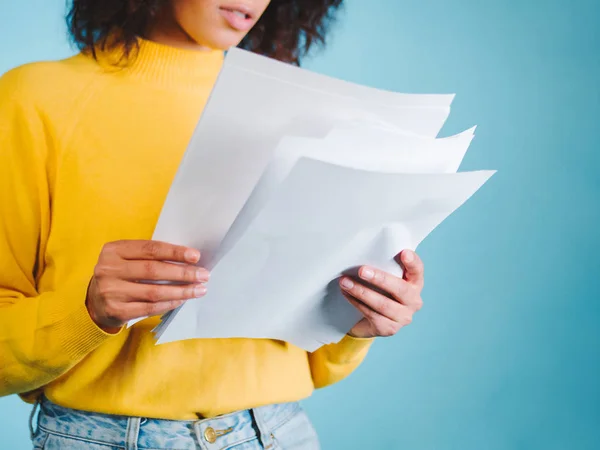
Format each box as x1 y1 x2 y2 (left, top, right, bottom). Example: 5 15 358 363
1 0 599 448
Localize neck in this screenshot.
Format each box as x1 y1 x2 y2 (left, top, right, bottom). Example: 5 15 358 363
145 6 211 52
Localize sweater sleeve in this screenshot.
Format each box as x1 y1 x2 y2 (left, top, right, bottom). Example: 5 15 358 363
0 68 114 397
308 334 374 389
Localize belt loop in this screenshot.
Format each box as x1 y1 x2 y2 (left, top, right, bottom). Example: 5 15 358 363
251 407 274 450
193 420 210 450
125 417 141 450
29 396 41 440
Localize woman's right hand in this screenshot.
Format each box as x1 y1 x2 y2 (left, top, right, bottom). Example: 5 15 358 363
86 240 210 333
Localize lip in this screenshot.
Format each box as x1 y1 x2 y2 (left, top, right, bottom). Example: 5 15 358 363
219 4 255 32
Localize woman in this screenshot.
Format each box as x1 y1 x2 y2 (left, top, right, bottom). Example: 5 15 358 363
0 0 425 448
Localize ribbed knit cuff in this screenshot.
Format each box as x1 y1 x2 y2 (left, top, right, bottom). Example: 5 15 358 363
323 334 375 364
40 275 121 362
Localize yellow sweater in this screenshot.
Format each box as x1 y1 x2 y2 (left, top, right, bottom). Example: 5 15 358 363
0 39 372 420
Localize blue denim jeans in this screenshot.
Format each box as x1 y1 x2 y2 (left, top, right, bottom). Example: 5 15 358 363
31 397 320 449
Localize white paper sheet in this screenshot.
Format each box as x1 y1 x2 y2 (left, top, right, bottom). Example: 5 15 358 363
129 48 461 328
226 48 455 109
149 125 475 329
129 48 496 348
155 158 495 350
151 48 453 268
212 126 476 265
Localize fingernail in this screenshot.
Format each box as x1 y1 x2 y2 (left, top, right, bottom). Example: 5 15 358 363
340 278 354 289
403 250 414 263
196 269 209 281
185 249 200 262
194 285 207 297
361 268 375 280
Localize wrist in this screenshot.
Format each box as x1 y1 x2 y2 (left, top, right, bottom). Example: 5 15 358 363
85 277 121 334
346 331 375 339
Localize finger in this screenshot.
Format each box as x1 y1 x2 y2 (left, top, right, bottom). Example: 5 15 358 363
124 281 207 302
398 250 424 288
126 299 189 319
121 260 210 283
340 277 404 321
343 293 402 337
357 266 409 303
109 240 201 264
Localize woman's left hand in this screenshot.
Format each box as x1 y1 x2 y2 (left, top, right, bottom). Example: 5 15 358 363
340 249 424 339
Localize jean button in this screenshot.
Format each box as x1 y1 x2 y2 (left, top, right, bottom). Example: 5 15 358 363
204 426 217 443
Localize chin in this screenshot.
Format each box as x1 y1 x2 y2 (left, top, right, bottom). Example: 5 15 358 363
197 28 248 50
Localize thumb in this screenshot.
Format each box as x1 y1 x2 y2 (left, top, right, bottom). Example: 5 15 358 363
397 249 424 289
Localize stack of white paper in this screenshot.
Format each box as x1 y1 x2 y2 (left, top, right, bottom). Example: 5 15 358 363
134 48 495 352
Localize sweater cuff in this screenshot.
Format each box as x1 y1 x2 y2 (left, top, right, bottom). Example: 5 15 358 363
324 334 375 364
39 275 121 361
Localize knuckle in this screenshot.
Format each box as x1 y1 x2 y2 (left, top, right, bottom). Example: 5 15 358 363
95 281 114 299
415 298 424 311
142 241 160 259
377 270 389 287
395 282 409 299
378 298 392 317
356 285 366 297
378 321 399 337
183 266 196 282
183 285 195 298
101 241 117 254
143 261 158 279
104 303 125 322
93 263 111 279
174 246 186 261
403 314 413 326
147 300 177 316
146 286 164 302
145 302 161 316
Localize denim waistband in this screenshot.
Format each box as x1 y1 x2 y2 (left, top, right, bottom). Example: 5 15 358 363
35 397 301 450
